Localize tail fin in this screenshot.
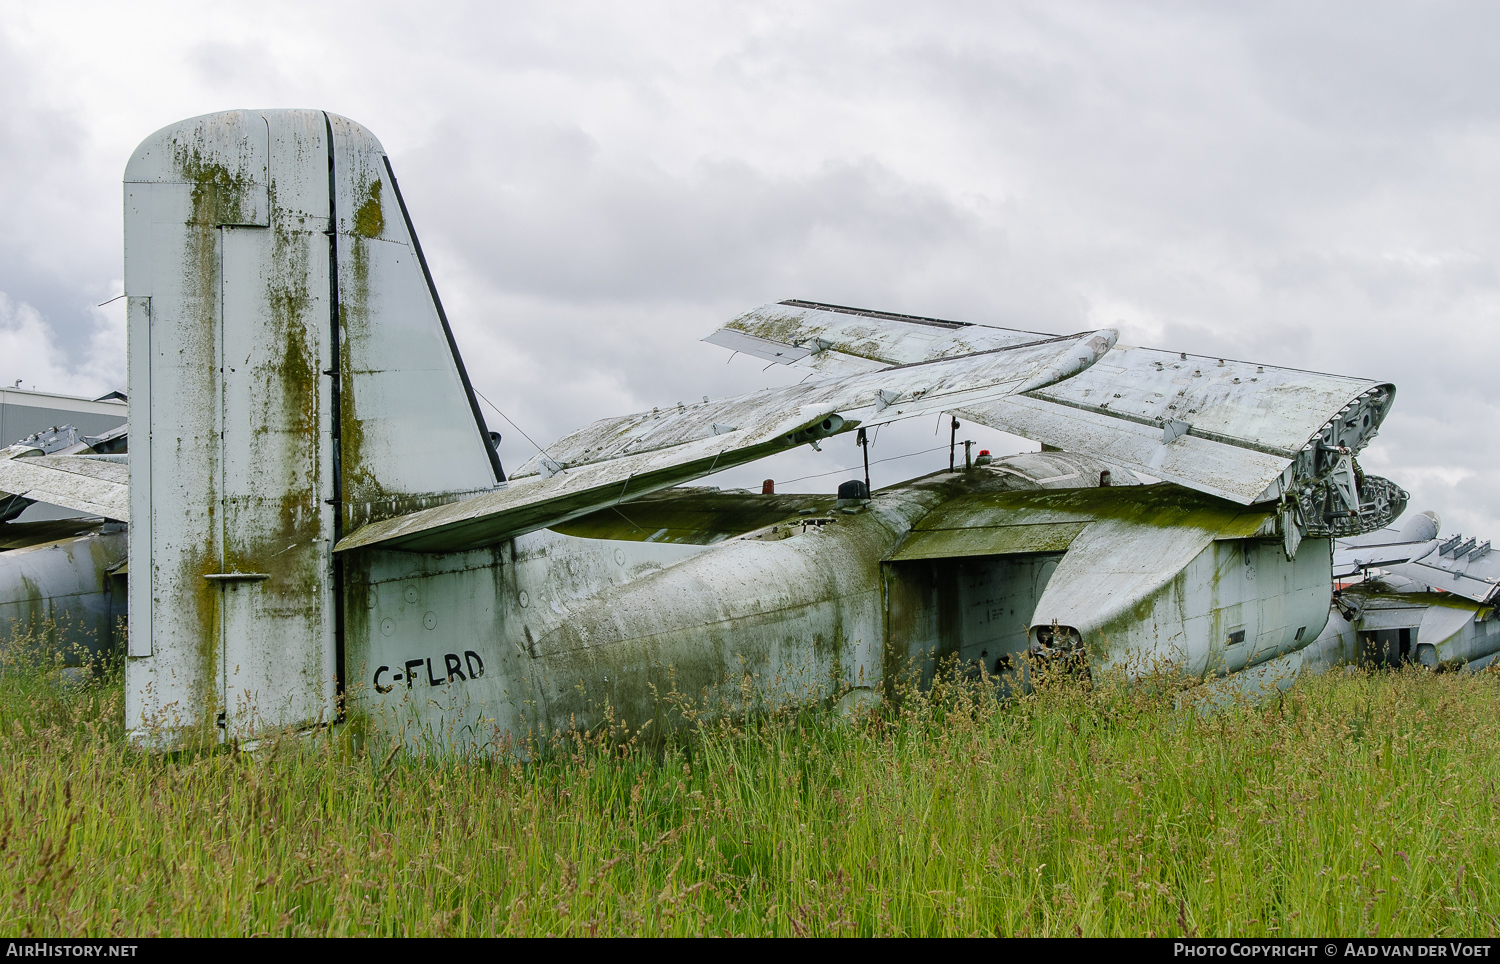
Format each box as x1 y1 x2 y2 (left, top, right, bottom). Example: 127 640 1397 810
125 109 500 741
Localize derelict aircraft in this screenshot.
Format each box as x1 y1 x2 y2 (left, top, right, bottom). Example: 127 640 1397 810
1296 512 1500 675
0 109 1414 749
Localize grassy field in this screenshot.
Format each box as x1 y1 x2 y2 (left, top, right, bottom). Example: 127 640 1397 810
1 646 1497 937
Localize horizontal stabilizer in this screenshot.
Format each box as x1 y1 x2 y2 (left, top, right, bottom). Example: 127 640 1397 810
336 428 801 552
339 328 1116 552
0 453 129 522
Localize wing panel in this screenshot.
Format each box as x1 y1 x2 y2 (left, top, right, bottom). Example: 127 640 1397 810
712 301 1053 369
703 302 1400 526
515 330 1116 478
957 395 1291 504
1024 344 1388 457
0 455 130 522
1383 558 1500 605
346 330 1117 552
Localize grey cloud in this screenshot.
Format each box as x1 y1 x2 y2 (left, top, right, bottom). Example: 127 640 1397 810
403 124 978 303
0 32 119 346
7 0 1500 523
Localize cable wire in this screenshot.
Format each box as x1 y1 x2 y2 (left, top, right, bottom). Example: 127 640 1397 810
473 389 551 458
777 444 949 486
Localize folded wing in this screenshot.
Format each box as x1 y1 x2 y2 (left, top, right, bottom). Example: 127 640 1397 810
337 328 1115 552
705 300 1402 533
1336 521 1500 605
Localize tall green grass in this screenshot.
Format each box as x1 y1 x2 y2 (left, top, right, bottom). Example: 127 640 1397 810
0 643 1496 936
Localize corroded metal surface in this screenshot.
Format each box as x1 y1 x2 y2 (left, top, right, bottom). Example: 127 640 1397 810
884 482 1327 680
126 109 338 737
1298 511 1500 675
1334 511 1500 605
124 110 502 740
1302 586 1500 673
118 110 1412 750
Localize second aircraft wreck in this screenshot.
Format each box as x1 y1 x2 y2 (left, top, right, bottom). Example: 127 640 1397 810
0 109 1420 750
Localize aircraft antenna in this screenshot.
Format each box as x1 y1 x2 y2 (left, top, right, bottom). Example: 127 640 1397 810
857 428 870 492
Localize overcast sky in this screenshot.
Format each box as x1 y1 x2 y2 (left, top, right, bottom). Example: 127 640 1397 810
2 2 1497 533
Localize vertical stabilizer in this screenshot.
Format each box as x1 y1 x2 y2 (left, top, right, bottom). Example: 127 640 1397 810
125 110 499 743
326 115 502 528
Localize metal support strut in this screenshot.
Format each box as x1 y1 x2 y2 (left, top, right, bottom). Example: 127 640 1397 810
857 427 870 492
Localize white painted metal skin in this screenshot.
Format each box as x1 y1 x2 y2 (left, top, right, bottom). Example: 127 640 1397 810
709 301 1400 517
1334 511 1500 606
126 110 337 738
335 328 1118 554
1300 588 1500 674
0 526 126 663
1032 527 1332 677
125 110 499 741
124 110 1404 750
